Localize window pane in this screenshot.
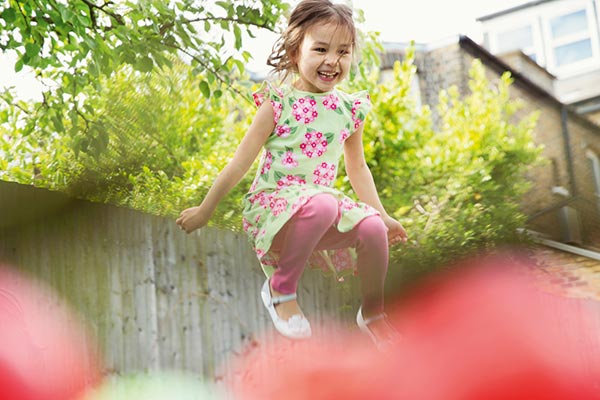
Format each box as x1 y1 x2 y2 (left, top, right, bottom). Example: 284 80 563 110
554 38 593 66
551 9 588 39
497 25 533 52
526 52 537 62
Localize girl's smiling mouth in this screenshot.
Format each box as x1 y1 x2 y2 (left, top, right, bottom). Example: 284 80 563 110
318 71 339 80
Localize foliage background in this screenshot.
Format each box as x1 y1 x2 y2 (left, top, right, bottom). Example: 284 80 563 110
0 1 542 285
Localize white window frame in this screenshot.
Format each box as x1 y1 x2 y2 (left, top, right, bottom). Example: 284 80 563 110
486 12 546 66
496 24 538 62
586 149 600 214
541 0 600 76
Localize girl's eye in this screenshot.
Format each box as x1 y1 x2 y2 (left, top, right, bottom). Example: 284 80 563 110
314 48 326 53
339 49 350 55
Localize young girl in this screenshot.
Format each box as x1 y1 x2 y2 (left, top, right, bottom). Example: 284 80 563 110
176 0 407 348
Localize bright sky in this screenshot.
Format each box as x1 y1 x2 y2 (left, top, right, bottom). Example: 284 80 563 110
245 0 532 73
0 0 532 101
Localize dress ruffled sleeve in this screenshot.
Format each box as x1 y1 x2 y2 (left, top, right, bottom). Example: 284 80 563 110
349 91 372 131
252 82 284 125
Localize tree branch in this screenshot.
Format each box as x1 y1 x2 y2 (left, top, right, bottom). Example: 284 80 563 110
159 15 275 36
165 43 253 104
0 94 30 115
80 0 125 26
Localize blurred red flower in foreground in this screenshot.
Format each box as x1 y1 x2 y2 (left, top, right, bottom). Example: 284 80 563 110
0 264 101 400
231 253 600 400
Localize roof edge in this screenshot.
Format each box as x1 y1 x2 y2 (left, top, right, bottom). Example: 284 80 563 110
477 0 557 22
458 35 559 102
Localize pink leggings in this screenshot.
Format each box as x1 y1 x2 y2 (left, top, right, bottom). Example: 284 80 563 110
270 194 389 314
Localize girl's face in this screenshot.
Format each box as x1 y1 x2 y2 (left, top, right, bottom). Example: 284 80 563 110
292 22 353 93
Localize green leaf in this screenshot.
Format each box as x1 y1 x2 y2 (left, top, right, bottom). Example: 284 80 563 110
233 24 242 50
2 8 17 23
51 116 65 132
215 1 231 12
233 59 245 75
136 56 154 72
0 109 9 123
207 73 215 84
199 80 210 98
25 43 41 58
59 7 74 23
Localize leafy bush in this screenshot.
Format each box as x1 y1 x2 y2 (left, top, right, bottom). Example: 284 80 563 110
358 54 541 284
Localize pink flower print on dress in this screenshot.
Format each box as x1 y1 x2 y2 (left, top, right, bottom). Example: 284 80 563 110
271 100 283 124
313 162 337 186
242 217 252 233
299 131 328 158
270 197 288 216
252 191 272 209
322 93 340 110
362 203 378 214
256 248 266 258
275 124 291 138
260 150 273 175
252 92 264 107
249 175 259 192
351 97 370 130
291 195 310 213
339 128 350 144
281 151 299 168
292 97 318 124
339 197 358 211
277 175 306 188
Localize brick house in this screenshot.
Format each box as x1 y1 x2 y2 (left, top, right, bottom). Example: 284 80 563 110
380 0 600 298
383 36 600 248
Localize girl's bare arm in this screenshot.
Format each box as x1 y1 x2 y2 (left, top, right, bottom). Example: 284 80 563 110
344 124 407 245
176 102 275 233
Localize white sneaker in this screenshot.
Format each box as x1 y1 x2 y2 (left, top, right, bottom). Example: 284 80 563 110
261 279 312 339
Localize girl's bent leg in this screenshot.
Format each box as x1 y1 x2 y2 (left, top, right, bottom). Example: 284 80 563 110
354 216 389 315
315 215 389 314
270 194 339 294
318 215 394 343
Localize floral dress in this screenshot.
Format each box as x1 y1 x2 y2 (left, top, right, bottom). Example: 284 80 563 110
242 83 380 278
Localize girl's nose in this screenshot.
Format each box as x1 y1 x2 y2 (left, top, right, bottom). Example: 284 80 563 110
324 54 337 66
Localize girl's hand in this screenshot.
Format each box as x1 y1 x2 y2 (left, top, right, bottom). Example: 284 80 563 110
382 215 408 246
176 206 210 234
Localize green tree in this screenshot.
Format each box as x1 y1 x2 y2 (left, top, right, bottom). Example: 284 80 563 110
0 0 288 168
1 0 286 93
0 58 255 228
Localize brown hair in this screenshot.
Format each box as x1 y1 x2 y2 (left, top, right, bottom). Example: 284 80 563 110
267 0 357 81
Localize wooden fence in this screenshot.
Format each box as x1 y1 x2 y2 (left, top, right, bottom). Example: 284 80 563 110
0 181 361 380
